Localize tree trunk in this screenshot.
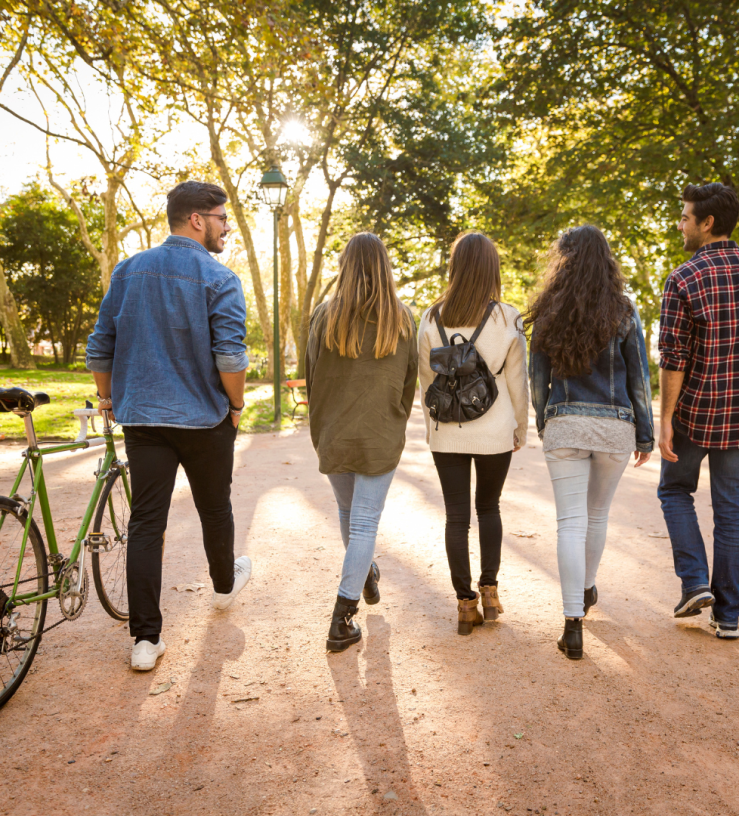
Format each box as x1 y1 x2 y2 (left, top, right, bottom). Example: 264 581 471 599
207 116 275 378
297 184 338 377
99 179 122 292
46 319 59 365
0 262 35 369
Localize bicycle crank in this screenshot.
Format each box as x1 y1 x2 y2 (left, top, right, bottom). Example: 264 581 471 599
58 563 89 621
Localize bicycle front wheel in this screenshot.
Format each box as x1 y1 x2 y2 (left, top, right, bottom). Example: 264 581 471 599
91 468 130 621
0 496 48 708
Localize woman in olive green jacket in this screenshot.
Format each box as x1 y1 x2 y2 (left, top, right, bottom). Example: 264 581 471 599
306 232 418 652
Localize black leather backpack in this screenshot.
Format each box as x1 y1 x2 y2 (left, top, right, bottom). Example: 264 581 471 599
424 301 503 429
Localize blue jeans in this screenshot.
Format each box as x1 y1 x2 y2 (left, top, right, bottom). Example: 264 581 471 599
327 470 396 601
658 420 739 625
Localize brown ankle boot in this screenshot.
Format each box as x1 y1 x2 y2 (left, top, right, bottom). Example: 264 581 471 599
457 593 484 635
478 584 504 621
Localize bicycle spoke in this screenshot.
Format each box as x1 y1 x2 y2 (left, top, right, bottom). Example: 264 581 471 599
0 502 47 705
92 472 130 620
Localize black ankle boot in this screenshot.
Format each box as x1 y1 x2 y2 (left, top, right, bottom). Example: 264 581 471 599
557 618 583 660
363 562 380 605
326 596 362 652
583 585 598 617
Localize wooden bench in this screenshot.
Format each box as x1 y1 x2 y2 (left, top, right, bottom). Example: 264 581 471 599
285 379 308 420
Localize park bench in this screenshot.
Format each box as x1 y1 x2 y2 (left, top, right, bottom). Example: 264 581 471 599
285 379 308 420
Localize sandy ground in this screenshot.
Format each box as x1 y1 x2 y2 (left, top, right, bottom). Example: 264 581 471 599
1 394 738 816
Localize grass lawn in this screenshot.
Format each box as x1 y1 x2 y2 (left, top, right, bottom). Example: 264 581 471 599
0 367 307 440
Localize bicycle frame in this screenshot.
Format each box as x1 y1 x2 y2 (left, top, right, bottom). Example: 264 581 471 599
1 409 131 607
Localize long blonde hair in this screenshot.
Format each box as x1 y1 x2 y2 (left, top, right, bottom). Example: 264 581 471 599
323 232 412 358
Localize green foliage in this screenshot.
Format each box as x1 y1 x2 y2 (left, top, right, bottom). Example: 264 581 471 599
0 184 103 365
487 0 739 325
0 368 103 440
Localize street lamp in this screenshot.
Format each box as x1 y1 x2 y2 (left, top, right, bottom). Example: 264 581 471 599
258 164 289 425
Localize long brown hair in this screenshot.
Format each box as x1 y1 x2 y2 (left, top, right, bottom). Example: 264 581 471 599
429 232 502 326
524 225 632 378
323 232 412 358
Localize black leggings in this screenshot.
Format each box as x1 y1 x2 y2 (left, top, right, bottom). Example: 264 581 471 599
432 450 512 600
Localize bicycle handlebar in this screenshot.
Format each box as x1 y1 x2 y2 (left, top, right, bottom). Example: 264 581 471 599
73 408 113 444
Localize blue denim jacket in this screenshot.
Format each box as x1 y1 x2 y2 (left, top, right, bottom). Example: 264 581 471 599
529 305 654 452
86 236 248 428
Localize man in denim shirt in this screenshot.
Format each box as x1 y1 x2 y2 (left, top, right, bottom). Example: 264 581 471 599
87 181 252 670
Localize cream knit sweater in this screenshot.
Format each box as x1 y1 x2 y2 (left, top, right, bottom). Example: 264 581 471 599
418 303 529 454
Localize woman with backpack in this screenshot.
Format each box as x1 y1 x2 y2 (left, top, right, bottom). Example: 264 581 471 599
526 225 653 660
418 232 529 635
306 232 418 652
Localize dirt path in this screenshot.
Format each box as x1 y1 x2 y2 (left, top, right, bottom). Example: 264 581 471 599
1 395 738 816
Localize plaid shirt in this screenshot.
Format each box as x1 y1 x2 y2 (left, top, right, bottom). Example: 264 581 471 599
659 240 739 449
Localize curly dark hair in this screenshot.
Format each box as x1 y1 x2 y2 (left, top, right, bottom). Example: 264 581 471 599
523 225 632 378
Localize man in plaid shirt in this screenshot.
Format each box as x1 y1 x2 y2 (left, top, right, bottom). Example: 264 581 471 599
658 182 739 637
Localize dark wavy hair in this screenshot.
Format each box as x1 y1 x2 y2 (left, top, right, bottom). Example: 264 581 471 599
523 225 632 378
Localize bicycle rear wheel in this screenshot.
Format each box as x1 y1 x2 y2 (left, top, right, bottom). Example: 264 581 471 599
91 468 130 621
0 496 48 708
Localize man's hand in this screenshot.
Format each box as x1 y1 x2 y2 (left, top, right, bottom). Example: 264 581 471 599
93 371 115 422
659 368 684 464
98 402 116 424
229 404 243 429
633 450 651 468
513 433 521 452
659 422 678 462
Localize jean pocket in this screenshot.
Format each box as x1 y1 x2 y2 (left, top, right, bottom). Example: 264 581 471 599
609 452 630 463
545 447 586 461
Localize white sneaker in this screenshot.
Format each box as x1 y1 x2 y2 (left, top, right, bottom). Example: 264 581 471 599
131 638 166 671
212 556 252 610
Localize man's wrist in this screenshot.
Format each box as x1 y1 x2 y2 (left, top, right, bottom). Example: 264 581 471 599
97 391 112 404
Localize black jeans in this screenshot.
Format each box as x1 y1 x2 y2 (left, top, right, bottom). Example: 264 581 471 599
123 417 238 638
432 450 512 600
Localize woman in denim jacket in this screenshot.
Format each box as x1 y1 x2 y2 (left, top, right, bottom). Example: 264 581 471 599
527 225 654 660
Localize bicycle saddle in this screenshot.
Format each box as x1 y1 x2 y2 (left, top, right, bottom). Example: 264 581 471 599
0 387 51 413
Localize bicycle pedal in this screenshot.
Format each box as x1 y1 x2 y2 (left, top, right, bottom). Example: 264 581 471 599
85 533 111 552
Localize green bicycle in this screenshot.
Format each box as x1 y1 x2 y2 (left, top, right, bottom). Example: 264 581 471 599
0 387 131 707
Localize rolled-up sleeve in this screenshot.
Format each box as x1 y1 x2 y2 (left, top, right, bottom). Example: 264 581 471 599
209 273 248 373
659 273 692 371
86 287 117 372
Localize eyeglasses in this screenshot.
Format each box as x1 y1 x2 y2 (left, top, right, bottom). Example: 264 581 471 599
195 212 229 225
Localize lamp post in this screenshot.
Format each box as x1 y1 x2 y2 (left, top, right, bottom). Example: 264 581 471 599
258 164 289 425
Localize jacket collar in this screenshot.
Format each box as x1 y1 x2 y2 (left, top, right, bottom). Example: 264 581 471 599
163 235 211 256
692 240 739 258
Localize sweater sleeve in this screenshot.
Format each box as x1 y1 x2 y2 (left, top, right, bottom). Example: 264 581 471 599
417 311 434 443
504 312 529 446
401 311 419 419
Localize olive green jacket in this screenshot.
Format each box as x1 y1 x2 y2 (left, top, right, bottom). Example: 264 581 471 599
305 302 419 475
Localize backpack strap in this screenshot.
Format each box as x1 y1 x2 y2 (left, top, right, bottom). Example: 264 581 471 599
469 301 496 345
433 310 450 346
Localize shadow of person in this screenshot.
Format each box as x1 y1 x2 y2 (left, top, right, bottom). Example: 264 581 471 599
328 614 428 815
109 617 247 815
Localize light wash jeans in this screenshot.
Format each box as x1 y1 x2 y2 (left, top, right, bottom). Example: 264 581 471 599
327 469 396 601
545 448 630 617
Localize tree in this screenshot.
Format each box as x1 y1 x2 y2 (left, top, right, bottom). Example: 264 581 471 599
0 5 35 368
487 0 739 326
2 2 167 292
0 184 102 365
121 0 491 375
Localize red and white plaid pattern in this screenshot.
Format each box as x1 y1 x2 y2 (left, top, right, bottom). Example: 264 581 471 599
659 240 739 449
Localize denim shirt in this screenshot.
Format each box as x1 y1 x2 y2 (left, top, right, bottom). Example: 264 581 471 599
529 305 654 452
86 236 248 428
